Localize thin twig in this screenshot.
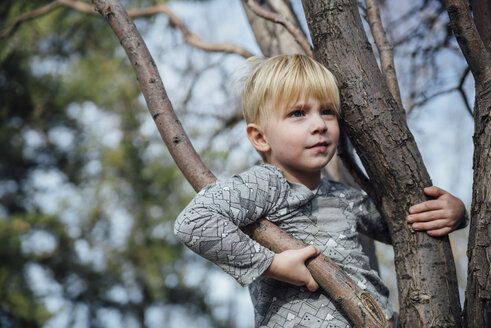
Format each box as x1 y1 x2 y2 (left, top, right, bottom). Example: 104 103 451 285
0 0 63 39
407 87 458 115
1 0 254 58
245 0 313 57
457 67 473 116
365 0 403 110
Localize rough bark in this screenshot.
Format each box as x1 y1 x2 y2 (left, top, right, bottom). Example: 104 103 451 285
445 0 491 326
470 0 491 51
93 0 388 326
463 76 491 328
241 0 305 56
302 0 462 327
365 0 403 111
243 0 380 272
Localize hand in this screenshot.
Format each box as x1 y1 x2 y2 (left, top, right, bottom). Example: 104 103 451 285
263 246 320 292
407 186 466 237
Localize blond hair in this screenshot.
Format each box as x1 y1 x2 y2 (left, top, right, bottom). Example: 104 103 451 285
241 54 340 128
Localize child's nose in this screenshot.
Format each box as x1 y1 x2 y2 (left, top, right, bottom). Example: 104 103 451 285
310 114 327 134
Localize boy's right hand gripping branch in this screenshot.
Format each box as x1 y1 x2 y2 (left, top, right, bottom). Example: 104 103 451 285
244 218 389 328
94 2 388 327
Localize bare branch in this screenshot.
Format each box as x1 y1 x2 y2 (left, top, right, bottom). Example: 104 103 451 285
0 1 63 39
446 0 491 83
365 0 403 110
94 1 389 326
457 67 473 116
245 0 314 57
93 0 215 191
1 0 254 58
407 87 458 115
128 4 254 58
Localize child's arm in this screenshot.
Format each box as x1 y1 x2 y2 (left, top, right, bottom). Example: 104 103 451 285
174 165 290 286
262 246 320 292
407 186 467 237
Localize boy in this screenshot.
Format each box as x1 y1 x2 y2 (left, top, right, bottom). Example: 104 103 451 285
174 54 466 327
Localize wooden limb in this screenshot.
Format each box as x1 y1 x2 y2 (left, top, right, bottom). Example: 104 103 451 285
244 219 388 328
1 0 254 59
92 0 214 191
470 0 491 51
365 0 403 111
93 0 388 326
127 4 254 58
245 0 314 57
445 0 491 83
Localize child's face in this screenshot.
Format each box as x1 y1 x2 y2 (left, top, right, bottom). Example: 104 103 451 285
262 96 339 187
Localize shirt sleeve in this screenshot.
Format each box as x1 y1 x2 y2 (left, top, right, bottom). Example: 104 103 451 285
174 165 288 286
352 191 392 244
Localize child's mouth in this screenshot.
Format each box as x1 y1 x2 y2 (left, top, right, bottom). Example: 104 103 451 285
308 142 330 152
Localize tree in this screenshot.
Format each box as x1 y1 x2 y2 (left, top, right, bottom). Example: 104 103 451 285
0 1 239 327
2 0 488 327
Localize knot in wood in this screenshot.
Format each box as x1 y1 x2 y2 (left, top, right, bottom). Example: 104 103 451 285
173 134 183 145
409 290 430 304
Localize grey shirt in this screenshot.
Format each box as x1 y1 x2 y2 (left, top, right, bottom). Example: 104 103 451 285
174 164 394 327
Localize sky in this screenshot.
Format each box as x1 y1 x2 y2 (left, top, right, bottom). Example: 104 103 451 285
24 0 475 327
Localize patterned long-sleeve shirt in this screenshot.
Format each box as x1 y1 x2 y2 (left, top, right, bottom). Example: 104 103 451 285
174 164 394 327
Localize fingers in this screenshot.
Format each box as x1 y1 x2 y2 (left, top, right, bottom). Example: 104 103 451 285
426 227 452 237
407 209 447 222
423 186 447 198
297 246 319 291
410 218 448 231
306 276 319 292
409 199 444 214
301 245 320 260
409 186 449 214
301 246 319 291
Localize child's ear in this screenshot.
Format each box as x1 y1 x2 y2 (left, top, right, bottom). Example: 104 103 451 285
246 123 270 152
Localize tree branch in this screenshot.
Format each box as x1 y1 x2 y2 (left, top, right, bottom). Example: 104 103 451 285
245 0 314 57
1 0 254 58
0 0 63 39
445 0 491 83
93 1 388 326
406 67 473 116
365 0 403 110
457 67 473 116
407 87 459 115
92 0 215 191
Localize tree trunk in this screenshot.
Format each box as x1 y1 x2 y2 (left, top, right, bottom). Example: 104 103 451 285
242 0 380 273
463 76 491 328
445 1 491 326
241 0 305 56
94 0 390 326
302 0 462 326
470 0 491 51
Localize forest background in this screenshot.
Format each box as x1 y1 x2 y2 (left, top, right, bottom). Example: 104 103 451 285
0 0 476 327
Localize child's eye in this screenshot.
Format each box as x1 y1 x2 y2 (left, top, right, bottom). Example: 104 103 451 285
288 110 305 118
321 108 335 116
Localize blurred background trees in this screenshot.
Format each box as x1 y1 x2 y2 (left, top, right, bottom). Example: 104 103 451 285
0 0 476 327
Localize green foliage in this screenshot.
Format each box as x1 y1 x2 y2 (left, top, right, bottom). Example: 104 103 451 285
0 1 235 327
